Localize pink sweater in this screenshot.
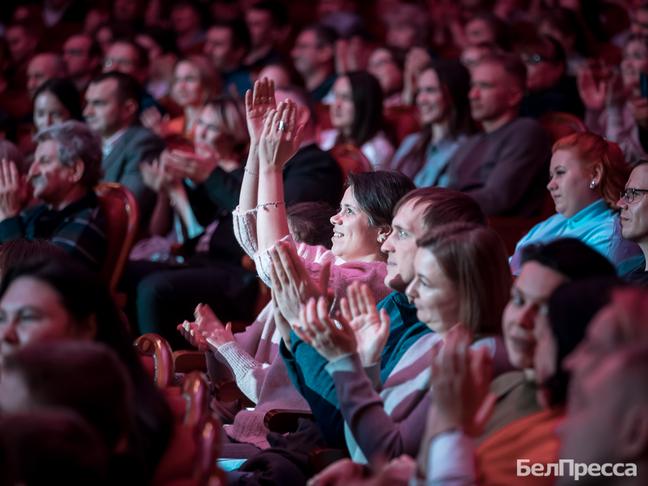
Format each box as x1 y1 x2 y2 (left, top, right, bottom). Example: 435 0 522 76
208 208 389 448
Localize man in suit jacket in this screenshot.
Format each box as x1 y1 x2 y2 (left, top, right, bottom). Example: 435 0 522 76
84 71 164 221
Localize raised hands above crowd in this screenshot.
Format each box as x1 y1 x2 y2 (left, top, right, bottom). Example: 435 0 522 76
245 78 277 149
257 100 304 174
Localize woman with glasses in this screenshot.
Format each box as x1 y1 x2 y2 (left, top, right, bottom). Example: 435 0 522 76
510 132 640 274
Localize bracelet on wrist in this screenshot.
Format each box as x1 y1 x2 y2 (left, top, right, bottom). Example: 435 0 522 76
256 201 285 211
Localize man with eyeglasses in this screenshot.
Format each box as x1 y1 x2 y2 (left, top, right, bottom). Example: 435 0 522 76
518 34 584 119
618 161 648 285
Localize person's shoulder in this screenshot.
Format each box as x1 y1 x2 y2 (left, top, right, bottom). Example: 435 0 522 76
127 125 163 144
287 143 338 170
400 132 422 146
626 267 648 286
501 117 544 133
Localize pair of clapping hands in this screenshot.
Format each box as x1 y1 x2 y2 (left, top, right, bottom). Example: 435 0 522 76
140 147 220 193
176 241 390 367
270 241 391 366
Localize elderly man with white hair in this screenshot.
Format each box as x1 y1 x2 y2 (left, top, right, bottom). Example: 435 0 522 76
0 121 107 271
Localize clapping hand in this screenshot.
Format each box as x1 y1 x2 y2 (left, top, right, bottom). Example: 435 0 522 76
577 63 610 111
176 303 234 350
140 153 176 193
163 149 219 184
0 159 25 220
339 282 390 367
140 106 170 137
295 296 357 362
428 325 495 437
268 241 331 323
258 101 304 173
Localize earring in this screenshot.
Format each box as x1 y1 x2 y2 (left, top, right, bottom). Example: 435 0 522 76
377 234 386 243
589 180 597 189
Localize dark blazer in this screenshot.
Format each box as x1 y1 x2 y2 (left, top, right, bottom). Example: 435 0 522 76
102 125 164 221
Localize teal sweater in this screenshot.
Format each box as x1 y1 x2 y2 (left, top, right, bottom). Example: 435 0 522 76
280 291 431 448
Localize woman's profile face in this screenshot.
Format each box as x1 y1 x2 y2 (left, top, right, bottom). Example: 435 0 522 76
405 247 459 333
330 76 355 134
0 277 74 367
546 148 599 217
172 61 205 108
329 186 382 262
33 91 72 132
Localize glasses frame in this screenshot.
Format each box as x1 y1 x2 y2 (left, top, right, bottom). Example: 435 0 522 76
620 188 648 204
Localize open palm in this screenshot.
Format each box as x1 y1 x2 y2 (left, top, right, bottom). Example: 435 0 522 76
245 78 276 145
340 283 390 367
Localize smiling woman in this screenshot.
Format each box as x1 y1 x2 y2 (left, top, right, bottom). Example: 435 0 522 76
511 132 639 274
389 60 474 185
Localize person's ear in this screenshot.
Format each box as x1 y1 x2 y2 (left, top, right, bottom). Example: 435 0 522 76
69 159 85 184
318 45 334 64
508 85 524 108
377 225 391 244
69 314 98 341
618 403 648 460
122 98 138 122
296 105 310 130
591 163 603 187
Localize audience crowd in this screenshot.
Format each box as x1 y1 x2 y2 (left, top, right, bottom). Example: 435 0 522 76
1 0 648 484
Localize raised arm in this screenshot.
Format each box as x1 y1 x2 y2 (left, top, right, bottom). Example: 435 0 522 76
240 78 276 213
256 101 303 253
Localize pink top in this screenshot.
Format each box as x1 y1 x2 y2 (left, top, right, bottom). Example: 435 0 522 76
210 208 389 449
